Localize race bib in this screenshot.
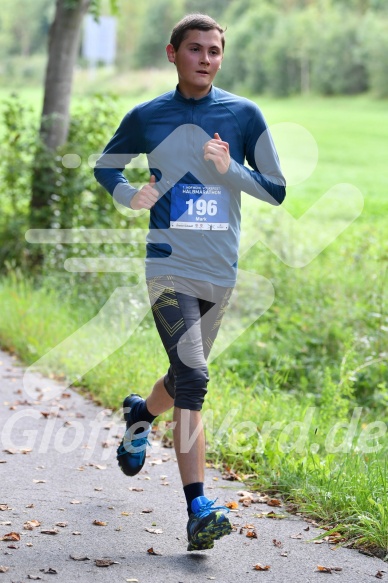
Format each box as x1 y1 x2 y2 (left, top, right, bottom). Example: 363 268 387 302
170 184 230 230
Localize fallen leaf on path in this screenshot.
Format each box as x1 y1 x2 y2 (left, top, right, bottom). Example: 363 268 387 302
225 501 239 510
246 530 258 539
93 520 107 526
70 500 81 504
316 565 343 573
26 542 33 547
102 441 114 448
0 522 11 526
0 505 12 511
272 539 282 547
94 487 103 491
303 526 310 531
3 449 17 454
150 459 162 465
72 531 81 535
0 566 9 573
255 511 287 519
1 532 20 541
267 498 281 507
290 533 302 539
129 487 143 492
33 480 46 484
327 532 344 543
55 522 68 528
95 559 118 567
145 528 163 534
147 547 162 555
23 520 41 530
26 504 34 508
141 508 153 514
21 448 33 454
280 551 289 557
161 435 173 448
40 568 57 574
0 460 6 464
375 571 386 579
126 579 139 582
27 575 42 580
253 563 271 571
222 468 241 481
70 555 90 561
40 529 59 535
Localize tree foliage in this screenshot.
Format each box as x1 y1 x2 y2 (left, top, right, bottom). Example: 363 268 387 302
1 0 388 96
218 0 388 97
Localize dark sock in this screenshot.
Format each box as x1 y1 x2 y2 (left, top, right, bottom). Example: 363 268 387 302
130 399 157 434
184 482 205 516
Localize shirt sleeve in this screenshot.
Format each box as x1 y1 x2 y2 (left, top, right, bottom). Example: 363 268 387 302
93 106 146 208
223 102 286 206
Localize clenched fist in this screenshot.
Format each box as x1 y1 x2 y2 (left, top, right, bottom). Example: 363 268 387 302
203 132 231 174
130 175 159 210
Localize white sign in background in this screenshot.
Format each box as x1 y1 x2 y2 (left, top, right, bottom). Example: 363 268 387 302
82 14 116 66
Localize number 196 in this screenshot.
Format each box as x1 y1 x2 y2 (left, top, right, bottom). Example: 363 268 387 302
186 199 217 216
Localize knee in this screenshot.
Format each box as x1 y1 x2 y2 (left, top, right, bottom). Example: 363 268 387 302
174 365 209 411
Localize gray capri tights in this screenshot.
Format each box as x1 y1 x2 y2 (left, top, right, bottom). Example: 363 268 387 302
146 275 233 411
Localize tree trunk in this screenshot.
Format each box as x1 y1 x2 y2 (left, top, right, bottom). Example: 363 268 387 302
40 0 90 150
29 0 90 264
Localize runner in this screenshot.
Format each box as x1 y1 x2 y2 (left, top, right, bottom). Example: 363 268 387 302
94 13 286 552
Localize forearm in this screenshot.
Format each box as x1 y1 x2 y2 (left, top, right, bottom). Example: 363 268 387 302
224 158 286 206
94 165 138 208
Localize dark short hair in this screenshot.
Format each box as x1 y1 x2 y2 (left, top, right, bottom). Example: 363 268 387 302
170 13 225 52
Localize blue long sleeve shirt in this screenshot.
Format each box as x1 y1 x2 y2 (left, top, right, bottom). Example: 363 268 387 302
94 85 286 287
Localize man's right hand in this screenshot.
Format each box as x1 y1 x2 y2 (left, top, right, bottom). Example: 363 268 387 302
130 175 159 210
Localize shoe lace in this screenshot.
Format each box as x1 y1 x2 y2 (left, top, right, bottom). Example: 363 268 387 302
195 497 230 519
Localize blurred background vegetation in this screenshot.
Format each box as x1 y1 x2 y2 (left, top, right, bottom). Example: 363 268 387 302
1 0 388 96
0 0 387 556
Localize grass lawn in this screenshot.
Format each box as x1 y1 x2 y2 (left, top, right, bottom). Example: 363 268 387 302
0 82 387 557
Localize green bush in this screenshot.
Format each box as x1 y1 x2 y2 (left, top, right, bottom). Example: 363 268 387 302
0 95 36 270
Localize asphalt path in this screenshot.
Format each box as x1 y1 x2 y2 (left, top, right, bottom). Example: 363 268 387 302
0 348 386 582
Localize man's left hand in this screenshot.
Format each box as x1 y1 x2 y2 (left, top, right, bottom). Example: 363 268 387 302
203 132 230 174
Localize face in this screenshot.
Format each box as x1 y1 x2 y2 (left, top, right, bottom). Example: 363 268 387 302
166 29 223 99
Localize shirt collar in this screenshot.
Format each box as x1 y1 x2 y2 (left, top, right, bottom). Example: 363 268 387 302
173 85 215 105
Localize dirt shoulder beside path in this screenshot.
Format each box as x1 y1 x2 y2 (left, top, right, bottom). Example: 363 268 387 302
0 348 386 582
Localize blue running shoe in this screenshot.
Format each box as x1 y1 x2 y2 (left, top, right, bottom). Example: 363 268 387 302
187 496 232 551
116 394 151 477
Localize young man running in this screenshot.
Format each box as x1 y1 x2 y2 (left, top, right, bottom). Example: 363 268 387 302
94 13 285 551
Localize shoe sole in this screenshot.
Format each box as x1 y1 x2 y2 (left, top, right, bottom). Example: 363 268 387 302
117 393 148 477
116 439 144 477
187 514 232 551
